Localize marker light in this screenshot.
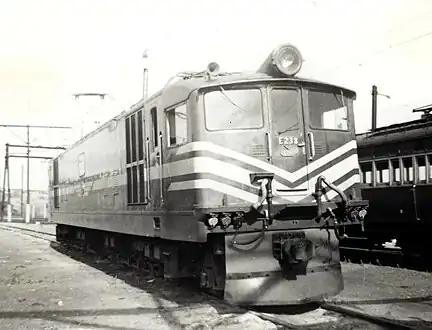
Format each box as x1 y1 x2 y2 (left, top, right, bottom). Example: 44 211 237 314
257 43 303 77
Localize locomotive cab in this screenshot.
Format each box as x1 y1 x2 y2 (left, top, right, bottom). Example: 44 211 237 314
185 44 366 224
162 44 369 304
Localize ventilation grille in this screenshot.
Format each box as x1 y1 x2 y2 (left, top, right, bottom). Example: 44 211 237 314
251 144 268 157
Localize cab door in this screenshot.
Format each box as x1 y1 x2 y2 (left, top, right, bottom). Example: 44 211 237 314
267 86 310 201
302 87 355 193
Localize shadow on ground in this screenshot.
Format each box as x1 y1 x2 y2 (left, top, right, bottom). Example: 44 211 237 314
0 241 243 330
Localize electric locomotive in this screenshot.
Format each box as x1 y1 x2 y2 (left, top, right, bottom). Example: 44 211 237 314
48 43 368 306
357 105 432 255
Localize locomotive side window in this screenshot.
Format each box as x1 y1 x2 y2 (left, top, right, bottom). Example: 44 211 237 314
125 109 147 205
270 88 299 133
166 103 187 146
131 114 137 162
204 88 263 131
137 110 144 161
151 107 158 148
308 90 348 131
125 117 131 163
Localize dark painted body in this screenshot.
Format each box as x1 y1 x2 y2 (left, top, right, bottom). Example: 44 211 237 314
357 116 432 250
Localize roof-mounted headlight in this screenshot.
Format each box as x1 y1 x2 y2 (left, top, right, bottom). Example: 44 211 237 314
257 43 303 77
205 62 220 81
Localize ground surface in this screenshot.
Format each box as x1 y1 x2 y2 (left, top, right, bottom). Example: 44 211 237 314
0 228 277 330
1 222 432 330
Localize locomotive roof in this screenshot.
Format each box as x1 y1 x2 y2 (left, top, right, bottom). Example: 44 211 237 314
357 115 432 147
128 71 356 113
52 71 356 161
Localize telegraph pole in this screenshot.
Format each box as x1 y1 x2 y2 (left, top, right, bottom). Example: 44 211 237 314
1 143 66 222
370 85 391 132
0 124 71 222
21 164 24 217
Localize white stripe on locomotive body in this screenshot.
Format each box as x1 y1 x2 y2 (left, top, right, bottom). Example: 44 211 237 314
63 152 359 200
168 179 261 204
59 139 360 204
175 139 358 182
168 175 360 204
167 154 360 203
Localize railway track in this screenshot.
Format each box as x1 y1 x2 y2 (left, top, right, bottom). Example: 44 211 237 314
0 224 426 330
340 237 432 272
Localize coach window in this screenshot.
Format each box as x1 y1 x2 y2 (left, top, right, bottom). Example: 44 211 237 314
427 154 432 182
402 157 414 183
204 88 263 131
375 160 389 184
166 103 187 146
416 155 427 183
390 159 401 184
360 162 372 185
308 90 349 131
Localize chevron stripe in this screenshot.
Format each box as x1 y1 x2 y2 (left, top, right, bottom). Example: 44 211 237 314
165 156 359 202
168 173 360 203
175 139 358 183
64 142 359 197
160 152 359 195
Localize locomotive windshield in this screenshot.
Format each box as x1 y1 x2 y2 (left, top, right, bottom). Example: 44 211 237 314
270 88 300 134
307 89 349 131
204 87 263 131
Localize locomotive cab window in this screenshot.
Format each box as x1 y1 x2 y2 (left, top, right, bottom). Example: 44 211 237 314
270 88 300 133
308 90 349 131
166 103 187 146
203 87 263 131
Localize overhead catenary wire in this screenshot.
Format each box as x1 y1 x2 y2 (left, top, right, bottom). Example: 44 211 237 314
315 29 432 75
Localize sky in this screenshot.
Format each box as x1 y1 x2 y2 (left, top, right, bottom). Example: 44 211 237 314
1 0 432 191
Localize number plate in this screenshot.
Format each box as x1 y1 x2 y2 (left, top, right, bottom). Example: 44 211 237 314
273 231 306 241
278 136 299 145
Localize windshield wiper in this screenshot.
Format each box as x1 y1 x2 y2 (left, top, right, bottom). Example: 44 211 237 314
218 86 248 112
278 122 299 135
